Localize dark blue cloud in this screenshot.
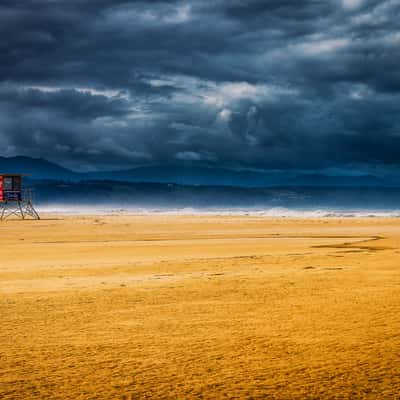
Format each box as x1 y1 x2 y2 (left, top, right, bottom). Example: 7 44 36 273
0 0 399 173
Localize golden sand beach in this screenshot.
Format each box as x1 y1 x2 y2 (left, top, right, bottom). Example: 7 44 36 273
1 214 399 399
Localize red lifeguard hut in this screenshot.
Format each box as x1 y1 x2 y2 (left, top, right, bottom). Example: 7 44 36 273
0 174 40 220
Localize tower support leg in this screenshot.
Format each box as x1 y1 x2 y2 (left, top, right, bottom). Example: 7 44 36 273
23 200 40 220
0 201 40 220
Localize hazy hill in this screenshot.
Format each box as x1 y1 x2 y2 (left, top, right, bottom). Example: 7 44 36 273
0 156 78 180
0 156 394 187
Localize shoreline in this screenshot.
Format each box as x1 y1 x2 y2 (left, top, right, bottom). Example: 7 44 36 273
32 206 400 218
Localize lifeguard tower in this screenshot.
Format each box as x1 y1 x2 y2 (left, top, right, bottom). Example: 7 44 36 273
0 174 40 220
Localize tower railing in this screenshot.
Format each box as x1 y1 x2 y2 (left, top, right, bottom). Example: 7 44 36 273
3 190 22 202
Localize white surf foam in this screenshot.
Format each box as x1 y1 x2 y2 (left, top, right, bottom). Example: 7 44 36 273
36 205 400 218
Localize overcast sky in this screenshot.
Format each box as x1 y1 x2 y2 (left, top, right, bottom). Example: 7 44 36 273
0 0 399 172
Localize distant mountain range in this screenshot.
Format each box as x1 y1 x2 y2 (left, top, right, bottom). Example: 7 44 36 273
0 156 77 180
3 156 400 208
0 155 397 187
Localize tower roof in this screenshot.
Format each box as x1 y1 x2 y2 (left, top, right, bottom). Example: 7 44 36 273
0 173 28 176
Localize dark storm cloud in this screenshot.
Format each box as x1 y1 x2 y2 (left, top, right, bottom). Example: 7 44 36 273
0 0 399 172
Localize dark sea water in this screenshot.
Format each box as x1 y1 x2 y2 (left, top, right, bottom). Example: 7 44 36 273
34 182 400 217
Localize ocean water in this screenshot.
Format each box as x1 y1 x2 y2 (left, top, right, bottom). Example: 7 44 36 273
33 185 400 217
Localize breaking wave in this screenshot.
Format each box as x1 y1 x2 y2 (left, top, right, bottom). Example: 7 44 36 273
37 205 400 218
